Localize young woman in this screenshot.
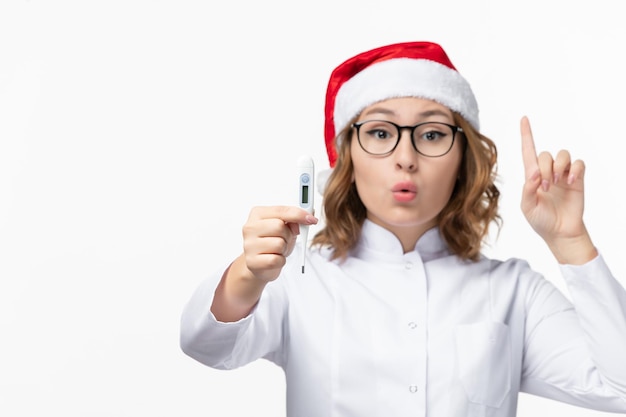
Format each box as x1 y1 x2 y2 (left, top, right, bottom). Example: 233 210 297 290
180 41 626 416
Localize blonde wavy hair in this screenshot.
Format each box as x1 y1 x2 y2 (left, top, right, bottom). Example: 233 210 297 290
311 112 501 262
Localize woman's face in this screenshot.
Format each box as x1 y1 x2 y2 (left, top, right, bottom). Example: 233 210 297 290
350 97 464 250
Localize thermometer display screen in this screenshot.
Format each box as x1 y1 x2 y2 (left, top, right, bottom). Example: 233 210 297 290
301 185 309 204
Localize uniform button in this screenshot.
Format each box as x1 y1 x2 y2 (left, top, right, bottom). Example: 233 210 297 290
408 322 417 329
409 385 419 393
405 262 413 270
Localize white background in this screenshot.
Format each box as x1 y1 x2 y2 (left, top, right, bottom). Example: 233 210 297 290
1 1 624 416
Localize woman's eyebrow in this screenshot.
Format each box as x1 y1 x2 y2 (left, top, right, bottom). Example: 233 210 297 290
360 106 396 117
418 109 451 119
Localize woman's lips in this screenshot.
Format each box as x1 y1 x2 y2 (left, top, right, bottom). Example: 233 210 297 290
392 182 417 202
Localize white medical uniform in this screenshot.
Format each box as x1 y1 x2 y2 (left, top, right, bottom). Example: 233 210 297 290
180 220 626 416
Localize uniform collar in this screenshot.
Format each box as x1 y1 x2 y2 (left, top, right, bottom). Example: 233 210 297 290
353 220 451 263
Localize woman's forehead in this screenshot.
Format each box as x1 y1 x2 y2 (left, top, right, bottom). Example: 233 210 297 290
360 97 454 119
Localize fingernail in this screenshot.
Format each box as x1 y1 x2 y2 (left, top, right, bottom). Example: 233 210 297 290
305 215 318 224
553 173 560 184
541 179 550 192
567 174 575 185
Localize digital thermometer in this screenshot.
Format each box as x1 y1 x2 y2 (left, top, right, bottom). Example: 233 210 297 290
297 155 314 274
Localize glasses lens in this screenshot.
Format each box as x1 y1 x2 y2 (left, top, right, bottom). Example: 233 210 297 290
413 122 455 157
357 121 399 155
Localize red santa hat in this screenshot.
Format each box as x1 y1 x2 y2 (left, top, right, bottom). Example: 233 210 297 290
323 41 479 168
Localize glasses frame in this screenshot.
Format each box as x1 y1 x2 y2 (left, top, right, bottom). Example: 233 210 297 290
351 120 464 158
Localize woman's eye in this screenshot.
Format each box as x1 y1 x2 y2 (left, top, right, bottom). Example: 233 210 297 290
367 129 392 140
422 130 443 141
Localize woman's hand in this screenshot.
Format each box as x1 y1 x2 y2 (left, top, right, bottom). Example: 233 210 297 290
211 206 318 322
520 116 597 264
241 206 318 282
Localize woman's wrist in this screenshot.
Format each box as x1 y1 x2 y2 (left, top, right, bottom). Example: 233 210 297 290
211 255 266 322
546 233 598 265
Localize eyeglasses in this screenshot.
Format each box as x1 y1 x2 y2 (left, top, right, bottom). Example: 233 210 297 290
351 120 463 158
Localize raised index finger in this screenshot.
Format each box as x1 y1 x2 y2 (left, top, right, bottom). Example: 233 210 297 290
521 116 539 179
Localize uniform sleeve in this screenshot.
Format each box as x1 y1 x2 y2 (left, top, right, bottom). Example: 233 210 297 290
520 254 626 412
179 262 289 370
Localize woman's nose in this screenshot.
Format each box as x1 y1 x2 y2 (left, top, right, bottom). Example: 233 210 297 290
393 131 418 171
